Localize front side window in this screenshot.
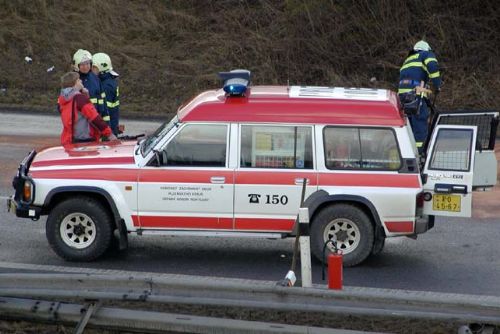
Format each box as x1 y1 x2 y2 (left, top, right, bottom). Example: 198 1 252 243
161 124 228 167
324 127 401 170
240 125 313 169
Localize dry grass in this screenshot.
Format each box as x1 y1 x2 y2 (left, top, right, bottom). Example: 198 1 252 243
0 0 499 119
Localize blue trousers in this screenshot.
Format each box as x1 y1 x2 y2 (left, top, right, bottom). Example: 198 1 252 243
408 99 429 152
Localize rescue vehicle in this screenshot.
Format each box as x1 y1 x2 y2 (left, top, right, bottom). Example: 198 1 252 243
7 70 499 266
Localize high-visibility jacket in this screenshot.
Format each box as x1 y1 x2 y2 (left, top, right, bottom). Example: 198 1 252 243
58 88 112 145
79 71 110 122
99 71 120 134
398 50 441 95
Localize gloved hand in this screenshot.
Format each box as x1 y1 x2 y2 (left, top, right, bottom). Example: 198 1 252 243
106 133 117 141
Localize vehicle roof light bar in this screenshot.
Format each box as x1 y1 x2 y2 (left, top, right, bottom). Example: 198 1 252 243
218 69 251 96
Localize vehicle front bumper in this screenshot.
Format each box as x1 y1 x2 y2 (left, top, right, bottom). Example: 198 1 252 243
8 149 40 220
7 196 42 220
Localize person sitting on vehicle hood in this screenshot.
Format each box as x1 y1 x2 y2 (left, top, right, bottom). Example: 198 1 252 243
58 72 116 145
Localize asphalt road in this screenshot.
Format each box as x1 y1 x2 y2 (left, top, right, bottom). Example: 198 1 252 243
1 111 499 297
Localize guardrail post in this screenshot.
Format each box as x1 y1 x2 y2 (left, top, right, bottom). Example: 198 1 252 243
298 207 312 288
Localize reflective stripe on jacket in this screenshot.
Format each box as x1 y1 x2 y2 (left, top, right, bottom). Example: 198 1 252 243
79 71 109 121
99 71 120 134
398 50 441 94
99 72 119 112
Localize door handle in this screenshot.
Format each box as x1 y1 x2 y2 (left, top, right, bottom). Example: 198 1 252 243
295 178 309 185
211 176 226 184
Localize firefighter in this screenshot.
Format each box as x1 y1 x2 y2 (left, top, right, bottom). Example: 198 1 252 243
58 72 116 145
92 52 121 135
72 49 110 123
398 40 441 153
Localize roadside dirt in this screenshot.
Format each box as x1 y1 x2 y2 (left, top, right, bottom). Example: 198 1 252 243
472 147 500 219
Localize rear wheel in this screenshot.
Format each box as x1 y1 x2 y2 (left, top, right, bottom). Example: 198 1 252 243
311 204 374 267
46 196 113 261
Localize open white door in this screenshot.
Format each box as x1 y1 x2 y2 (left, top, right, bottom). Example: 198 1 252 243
423 125 477 217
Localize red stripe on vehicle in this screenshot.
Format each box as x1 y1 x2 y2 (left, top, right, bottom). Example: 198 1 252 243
132 215 140 226
235 171 317 185
30 169 138 182
319 173 420 188
133 215 233 229
31 157 135 167
139 169 234 183
385 221 414 233
234 218 295 231
30 169 418 188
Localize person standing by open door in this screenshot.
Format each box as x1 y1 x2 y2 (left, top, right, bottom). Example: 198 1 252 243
398 40 441 153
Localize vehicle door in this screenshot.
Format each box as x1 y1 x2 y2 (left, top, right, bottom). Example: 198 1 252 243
433 111 499 189
137 123 234 230
422 125 477 217
234 124 317 232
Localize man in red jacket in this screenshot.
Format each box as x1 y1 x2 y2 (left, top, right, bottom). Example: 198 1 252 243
58 72 116 145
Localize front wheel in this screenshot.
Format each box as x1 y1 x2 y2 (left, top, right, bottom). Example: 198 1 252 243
46 196 113 261
311 204 374 267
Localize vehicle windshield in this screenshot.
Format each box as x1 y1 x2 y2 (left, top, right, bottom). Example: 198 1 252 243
140 115 179 157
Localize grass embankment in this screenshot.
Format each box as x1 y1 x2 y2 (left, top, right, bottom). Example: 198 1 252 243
0 1 499 120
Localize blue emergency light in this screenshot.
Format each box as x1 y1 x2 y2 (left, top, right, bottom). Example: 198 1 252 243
218 69 251 96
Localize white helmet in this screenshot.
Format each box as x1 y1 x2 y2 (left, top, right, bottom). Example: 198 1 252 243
72 49 92 69
414 40 431 51
92 52 113 72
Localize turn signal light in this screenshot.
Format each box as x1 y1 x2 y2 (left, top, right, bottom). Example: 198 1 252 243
23 180 32 202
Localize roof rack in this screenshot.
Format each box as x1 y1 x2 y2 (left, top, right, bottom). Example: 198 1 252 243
289 86 388 101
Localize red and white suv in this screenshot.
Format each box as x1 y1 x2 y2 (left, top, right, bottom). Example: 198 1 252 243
8 72 499 266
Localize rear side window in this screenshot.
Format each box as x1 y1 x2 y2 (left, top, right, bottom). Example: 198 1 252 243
429 128 473 171
240 125 313 169
324 127 401 170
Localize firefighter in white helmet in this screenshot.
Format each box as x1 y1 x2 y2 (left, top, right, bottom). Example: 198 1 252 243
398 40 441 153
92 52 120 135
72 49 109 123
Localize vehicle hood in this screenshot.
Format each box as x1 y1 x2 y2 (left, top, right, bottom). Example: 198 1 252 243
30 141 137 168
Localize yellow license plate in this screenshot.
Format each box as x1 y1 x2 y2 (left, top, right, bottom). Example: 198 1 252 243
432 194 461 212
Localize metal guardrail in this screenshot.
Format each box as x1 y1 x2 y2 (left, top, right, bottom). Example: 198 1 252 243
1 296 375 334
1 272 500 327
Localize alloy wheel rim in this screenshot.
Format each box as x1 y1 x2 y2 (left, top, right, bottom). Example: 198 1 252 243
323 218 361 255
60 212 96 249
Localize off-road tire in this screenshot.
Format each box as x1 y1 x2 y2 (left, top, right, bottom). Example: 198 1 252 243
311 203 374 267
46 196 113 261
